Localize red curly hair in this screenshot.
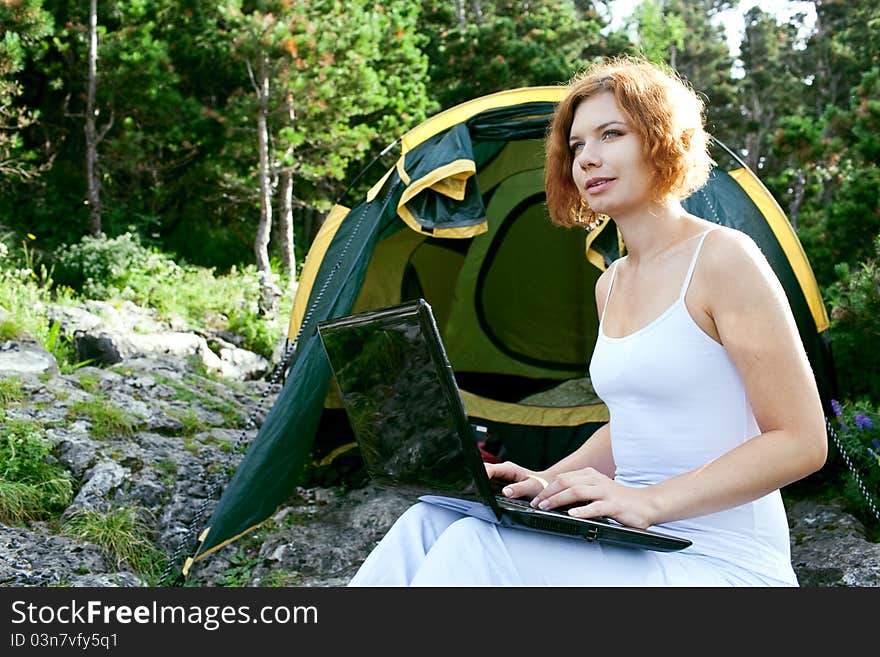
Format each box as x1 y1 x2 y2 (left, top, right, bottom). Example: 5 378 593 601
545 56 712 228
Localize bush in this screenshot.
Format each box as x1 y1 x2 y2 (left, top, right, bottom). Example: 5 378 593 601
49 234 291 360
828 399 880 525
52 232 182 299
825 234 880 401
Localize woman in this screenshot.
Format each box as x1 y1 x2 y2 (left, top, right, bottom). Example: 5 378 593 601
348 56 827 586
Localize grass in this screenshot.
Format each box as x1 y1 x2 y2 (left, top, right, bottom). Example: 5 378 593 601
0 419 74 524
259 570 303 587
153 373 245 428
0 315 23 340
0 376 25 407
67 395 138 439
60 506 168 584
168 407 208 437
76 372 101 393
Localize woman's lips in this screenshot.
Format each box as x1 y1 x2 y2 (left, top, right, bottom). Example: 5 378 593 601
585 177 615 193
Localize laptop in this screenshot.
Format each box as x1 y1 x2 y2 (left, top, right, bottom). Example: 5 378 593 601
316 299 691 552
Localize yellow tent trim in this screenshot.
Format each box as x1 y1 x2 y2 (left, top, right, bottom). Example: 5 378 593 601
396 156 411 185
187 520 270 569
584 215 613 272
728 168 830 333
399 159 477 206
460 390 609 426
319 441 358 466
400 86 566 154
288 204 349 339
397 204 489 239
366 166 394 203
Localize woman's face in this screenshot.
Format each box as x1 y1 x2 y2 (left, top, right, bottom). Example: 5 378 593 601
568 92 655 220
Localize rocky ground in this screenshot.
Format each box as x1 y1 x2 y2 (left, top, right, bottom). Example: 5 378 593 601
1 299 878 587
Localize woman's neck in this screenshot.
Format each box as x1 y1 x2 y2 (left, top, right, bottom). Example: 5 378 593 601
613 199 693 266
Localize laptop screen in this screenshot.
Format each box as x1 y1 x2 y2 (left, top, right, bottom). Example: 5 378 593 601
317 301 489 503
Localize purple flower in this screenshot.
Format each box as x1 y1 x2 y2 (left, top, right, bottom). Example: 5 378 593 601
840 420 849 433
831 399 842 417
855 413 874 431
873 438 880 450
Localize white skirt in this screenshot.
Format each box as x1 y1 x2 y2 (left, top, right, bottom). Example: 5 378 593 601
347 502 796 587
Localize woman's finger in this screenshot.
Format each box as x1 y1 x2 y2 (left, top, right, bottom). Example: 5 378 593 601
501 478 541 499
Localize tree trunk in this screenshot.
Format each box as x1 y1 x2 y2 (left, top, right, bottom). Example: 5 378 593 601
278 171 295 286
277 93 296 287
788 169 806 231
453 0 466 29
85 0 101 235
254 53 278 316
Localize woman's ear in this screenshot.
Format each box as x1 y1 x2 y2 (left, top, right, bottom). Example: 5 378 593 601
681 128 694 150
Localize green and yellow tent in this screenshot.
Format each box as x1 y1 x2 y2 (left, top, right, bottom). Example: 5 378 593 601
184 86 835 571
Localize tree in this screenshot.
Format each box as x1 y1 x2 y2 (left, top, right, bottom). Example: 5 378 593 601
621 1 737 149
736 6 807 175
418 0 606 110
83 0 105 234
0 0 53 180
219 1 433 311
803 0 880 115
627 0 685 67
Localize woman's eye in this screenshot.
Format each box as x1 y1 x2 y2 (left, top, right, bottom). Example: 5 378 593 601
569 142 583 153
602 130 622 140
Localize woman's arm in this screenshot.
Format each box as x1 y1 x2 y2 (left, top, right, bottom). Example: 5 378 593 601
532 229 827 528
643 229 827 522
486 422 614 500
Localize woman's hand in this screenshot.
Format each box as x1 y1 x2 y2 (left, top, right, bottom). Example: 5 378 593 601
484 461 550 501
530 467 657 529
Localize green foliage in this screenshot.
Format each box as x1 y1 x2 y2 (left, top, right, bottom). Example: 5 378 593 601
75 371 101 393
218 544 261 586
628 0 685 65
67 395 138 440
825 236 880 401
0 316 24 341
0 234 76 359
0 419 73 524
0 376 25 407
60 506 167 584
52 232 183 299
152 373 244 429
47 232 291 359
828 399 880 528
170 408 207 437
0 0 54 180
258 569 302 587
419 0 604 110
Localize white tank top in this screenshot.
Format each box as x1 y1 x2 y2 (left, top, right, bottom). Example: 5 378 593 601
589 230 796 584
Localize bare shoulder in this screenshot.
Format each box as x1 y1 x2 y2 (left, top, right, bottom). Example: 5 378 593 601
700 226 779 293
698 226 796 341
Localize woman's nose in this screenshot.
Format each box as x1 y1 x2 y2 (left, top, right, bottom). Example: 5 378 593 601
575 145 600 169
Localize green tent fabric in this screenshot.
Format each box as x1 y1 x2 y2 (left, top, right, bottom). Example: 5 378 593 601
185 87 836 569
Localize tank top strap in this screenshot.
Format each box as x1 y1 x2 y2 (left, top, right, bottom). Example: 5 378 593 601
679 229 717 300
600 258 623 324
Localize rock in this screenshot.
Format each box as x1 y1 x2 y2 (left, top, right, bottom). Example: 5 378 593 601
789 500 880 587
46 300 270 380
0 524 143 587
0 339 58 376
